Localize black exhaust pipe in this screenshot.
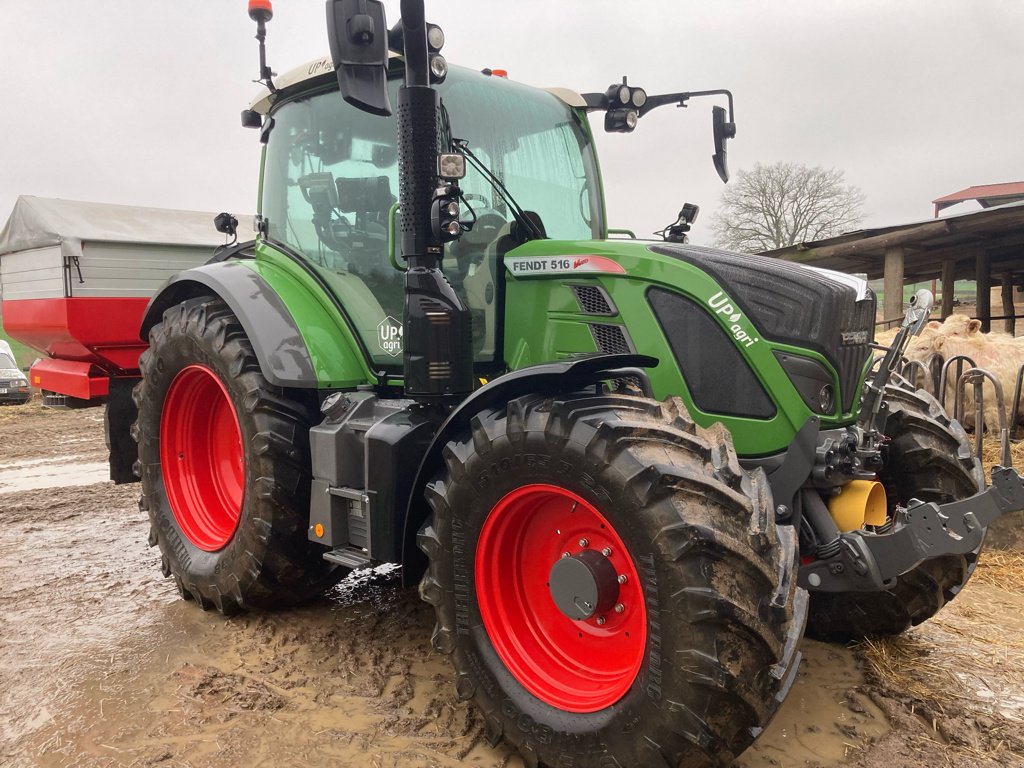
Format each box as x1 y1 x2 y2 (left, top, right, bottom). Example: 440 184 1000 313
396 0 473 403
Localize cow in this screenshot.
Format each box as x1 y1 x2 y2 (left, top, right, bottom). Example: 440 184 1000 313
875 315 1024 432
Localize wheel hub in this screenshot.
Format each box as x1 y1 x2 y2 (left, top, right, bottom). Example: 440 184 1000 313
548 549 620 620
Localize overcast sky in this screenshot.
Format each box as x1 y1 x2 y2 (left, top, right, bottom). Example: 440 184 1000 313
2 1 1023 246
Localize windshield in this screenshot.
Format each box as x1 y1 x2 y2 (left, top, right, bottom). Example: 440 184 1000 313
0 353 17 369
261 65 603 370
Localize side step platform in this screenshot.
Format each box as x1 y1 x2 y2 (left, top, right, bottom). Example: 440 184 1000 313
323 546 372 570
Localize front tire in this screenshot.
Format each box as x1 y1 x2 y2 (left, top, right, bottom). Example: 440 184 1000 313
134 295 340 614
419 394 805 767
806 385 984 641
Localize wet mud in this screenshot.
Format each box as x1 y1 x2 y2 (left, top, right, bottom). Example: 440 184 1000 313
1 402 1022 767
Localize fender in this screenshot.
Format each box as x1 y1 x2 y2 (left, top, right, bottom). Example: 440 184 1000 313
398 353 658 585
142 260 370 391
141 261 317 388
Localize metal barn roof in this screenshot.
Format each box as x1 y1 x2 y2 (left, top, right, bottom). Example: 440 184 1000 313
933 181 1024 215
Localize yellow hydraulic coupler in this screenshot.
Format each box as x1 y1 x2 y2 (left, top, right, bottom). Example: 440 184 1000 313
828 480 888 532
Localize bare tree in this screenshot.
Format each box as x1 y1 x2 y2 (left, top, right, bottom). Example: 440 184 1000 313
710 162 865 252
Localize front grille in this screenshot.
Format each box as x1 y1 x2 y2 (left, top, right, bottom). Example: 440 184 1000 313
0 381 11 388
572 285 616 315
589 323 633 354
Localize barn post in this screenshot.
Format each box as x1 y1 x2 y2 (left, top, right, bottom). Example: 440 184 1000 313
883 245 905 324
941 259 956 319
1001 273 1015 336
977 250 992 333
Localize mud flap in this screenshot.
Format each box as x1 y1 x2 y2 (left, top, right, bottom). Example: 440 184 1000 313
106 377 140 484
800 466 1024 592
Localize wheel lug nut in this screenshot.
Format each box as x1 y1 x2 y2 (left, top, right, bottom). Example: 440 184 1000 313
595 616 606 626
578 538 589 548
617 574 628 585
561 551 571 559
601 547 612 557
614 603 624 614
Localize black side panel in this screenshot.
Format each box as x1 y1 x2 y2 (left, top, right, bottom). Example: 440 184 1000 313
651 243 874 413
140 262 317 388
648 288 776 419
364 409 439 563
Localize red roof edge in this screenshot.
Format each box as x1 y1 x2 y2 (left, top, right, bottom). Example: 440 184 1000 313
932 181 1024 205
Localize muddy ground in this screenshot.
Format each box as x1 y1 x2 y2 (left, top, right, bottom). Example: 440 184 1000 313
1 403 1022 768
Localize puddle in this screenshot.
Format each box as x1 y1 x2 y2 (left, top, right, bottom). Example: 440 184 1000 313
0 455 108 494
0 454 90 470
738 641 890 766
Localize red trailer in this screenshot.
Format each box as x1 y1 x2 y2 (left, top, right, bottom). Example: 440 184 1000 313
0 196 239 406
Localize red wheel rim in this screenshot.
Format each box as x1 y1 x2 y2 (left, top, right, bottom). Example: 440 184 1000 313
476 484 647 712
160 364 245 552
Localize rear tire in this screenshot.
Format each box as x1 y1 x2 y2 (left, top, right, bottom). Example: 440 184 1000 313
806 385 984 641
419 394 806 767
134 295 339 614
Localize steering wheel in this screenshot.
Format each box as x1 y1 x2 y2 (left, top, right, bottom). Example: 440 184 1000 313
450 194 508 270
462 194 507 233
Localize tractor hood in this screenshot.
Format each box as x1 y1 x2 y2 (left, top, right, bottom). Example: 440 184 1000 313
650 243 876 414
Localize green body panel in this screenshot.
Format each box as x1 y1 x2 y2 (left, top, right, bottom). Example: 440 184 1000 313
242 231 860 457
502 239 860 457
244 242 376 388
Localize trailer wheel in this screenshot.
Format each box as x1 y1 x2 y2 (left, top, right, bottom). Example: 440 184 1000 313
418 394 806 767
134 295 339 614
806 385 984 641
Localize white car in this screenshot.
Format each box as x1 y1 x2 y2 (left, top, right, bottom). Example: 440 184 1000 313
0 341 30 404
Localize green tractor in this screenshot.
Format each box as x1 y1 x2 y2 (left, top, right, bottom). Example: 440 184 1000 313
121 1 1024 765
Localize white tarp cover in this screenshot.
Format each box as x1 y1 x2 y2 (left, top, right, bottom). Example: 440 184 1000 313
0 196 243 257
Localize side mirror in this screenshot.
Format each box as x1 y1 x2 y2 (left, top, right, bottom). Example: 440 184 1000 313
712 105 736 183
326 0 392 116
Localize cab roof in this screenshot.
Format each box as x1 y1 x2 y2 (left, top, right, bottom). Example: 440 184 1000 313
248 55 587 114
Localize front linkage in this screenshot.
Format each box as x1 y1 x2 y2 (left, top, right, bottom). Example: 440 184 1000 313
802 466 1023 592
797 290 1024 593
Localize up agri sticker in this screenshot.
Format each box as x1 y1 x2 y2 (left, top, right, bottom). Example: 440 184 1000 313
707 291 759 348
504 254 626 276
378 316 404 357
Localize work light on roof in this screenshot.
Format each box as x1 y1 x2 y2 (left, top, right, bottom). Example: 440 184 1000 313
427 23 445 52
430 54 448 83
604 108 638 133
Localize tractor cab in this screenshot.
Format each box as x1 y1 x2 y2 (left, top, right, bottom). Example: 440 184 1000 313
257 61 603 373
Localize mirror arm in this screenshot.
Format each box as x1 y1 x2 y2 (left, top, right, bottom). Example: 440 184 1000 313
581 92 610 111
581 87 735 122
638 88 734 121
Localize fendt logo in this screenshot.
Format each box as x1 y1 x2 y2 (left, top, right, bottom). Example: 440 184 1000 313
707 291 759 348
378 316 404 357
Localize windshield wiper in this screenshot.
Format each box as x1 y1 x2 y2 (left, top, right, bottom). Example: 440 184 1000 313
453 140 545 242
